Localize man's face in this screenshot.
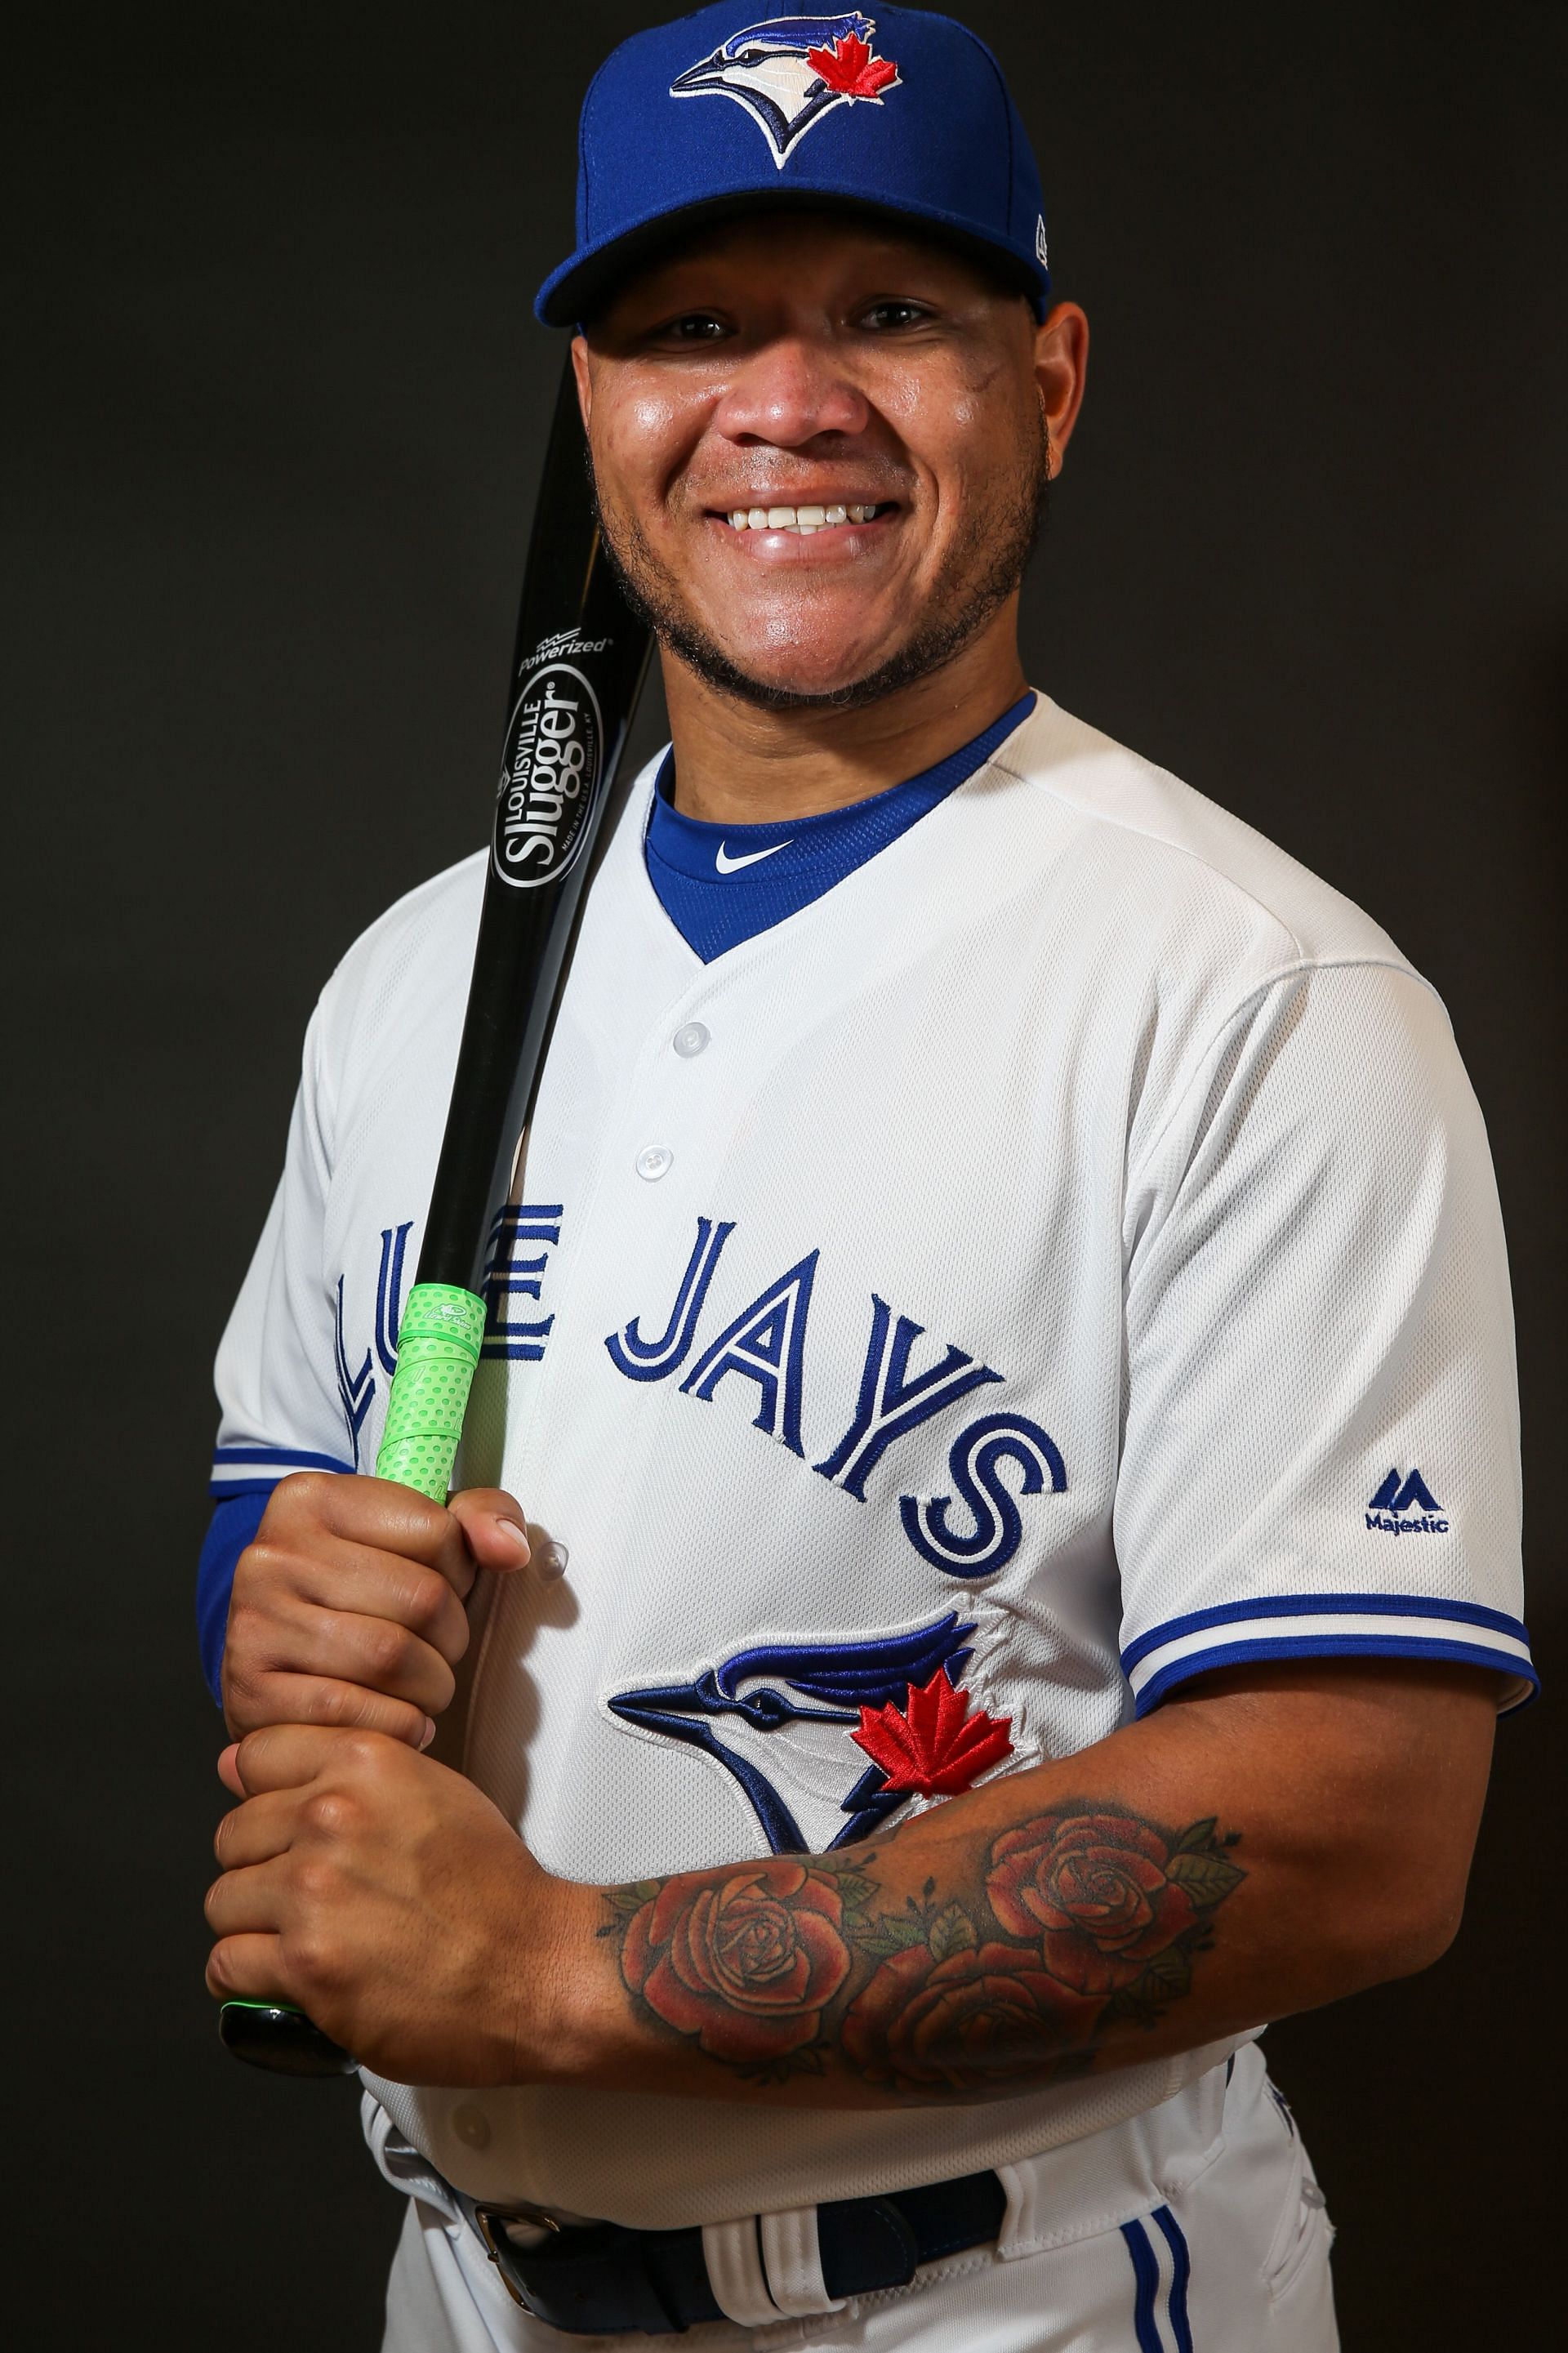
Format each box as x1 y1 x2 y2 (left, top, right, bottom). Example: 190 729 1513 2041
576 213 1055 709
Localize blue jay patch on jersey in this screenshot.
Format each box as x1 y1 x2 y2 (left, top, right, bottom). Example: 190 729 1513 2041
1366 1466 1449 1535
608 1611 996 1853
670 14 902 168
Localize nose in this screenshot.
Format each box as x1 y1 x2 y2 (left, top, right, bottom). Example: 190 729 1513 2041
710 336 871 449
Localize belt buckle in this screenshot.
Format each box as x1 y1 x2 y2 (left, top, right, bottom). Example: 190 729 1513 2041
473 2203 562 2311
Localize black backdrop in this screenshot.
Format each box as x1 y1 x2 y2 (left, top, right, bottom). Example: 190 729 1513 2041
7 3 1563 2342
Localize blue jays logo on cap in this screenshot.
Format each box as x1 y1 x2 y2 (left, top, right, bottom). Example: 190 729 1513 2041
670 12 902 169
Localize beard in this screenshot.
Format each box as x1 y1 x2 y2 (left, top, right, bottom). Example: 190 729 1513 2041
586 421 1051 715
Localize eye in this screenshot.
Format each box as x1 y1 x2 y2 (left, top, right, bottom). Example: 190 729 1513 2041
859 299 935 332
653 311 732 345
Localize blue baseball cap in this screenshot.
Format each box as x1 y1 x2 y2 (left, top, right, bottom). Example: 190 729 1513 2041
535 7 1051 327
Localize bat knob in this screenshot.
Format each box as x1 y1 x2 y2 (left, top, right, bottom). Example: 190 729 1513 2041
219 1999 357 2077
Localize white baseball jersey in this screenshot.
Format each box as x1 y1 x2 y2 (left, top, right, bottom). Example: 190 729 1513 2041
209 692 1528 2230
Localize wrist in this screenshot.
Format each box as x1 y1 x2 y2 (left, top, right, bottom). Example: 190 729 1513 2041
503 1870 608 2088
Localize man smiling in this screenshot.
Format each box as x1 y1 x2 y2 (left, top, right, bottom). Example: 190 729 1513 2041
201 10 1529 2349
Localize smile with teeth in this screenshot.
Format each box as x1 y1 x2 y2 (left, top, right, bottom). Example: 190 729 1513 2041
723 502 886 533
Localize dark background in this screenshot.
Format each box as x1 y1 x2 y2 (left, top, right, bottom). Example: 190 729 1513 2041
7 2 1563 2342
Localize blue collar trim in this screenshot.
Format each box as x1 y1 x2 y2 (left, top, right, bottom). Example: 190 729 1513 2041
644 689 1035 962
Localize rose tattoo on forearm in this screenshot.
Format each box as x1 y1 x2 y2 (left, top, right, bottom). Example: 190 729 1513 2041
599 1804 1246 2093
616 1864 852 2066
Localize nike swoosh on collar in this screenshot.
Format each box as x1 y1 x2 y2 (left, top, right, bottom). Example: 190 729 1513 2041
715 838 792 875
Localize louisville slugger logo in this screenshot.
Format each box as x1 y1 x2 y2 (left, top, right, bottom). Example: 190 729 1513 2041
493 660 604 889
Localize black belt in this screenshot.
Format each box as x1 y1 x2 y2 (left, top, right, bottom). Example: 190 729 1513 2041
468 2169 1008 2336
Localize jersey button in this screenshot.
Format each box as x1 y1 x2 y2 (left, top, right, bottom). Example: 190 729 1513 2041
635 1145 674 1181
672 1021 710 1058
451 2105 491 2150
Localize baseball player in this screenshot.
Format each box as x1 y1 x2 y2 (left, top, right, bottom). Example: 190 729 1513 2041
199 10 1530 2350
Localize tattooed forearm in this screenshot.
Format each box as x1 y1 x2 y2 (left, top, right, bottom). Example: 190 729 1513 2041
598 1803 1246 2096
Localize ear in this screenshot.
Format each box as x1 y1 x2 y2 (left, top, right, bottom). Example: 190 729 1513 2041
570 334 593 431
1033 301 1089 475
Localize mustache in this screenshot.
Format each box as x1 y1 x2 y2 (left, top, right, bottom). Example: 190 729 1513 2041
583 421 1050 716
683 472 913 515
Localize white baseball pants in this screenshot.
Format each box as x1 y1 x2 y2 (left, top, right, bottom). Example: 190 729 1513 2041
381 2044 1337 2353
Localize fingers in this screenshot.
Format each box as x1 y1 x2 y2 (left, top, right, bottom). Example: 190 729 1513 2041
222 1613 455 1743
202 1844 303 1957
228 1721 397 1797
269 1598 457 1713
224 1534 476 1739
448 1491 571 1584
205 1850 292 1944
264 1472 483 1602
287 1549 474 1665
207 1932 289 2003
213 1788 301 1871
226 1671 436 1753
447 1489 533 1574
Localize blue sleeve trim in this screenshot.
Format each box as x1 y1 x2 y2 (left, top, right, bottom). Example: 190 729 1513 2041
1121 1590 1529 1675
1131 1632 1540 1718
212 1442 355 1471
197 1490 270 1705
209 1442 355 1496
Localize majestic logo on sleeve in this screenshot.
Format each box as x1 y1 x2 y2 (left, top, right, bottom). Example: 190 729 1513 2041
1366 1467 1449 1535
608 1615 1011 1855
670 15 902 167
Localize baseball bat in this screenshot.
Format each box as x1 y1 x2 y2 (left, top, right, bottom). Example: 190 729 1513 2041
219 356 653 2076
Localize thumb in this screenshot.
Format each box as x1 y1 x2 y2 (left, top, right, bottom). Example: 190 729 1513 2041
448 1487 532 1573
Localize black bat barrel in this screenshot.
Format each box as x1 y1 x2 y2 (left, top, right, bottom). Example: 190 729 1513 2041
419 361 653 1297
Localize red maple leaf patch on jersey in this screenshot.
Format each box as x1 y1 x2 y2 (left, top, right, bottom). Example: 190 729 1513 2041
807 31 900 101
852 1667 1013 1798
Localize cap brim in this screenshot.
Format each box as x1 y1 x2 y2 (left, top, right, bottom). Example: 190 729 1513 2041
535 187 1048 328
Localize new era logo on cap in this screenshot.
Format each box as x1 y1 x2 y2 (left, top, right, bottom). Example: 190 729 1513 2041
670 14 902 168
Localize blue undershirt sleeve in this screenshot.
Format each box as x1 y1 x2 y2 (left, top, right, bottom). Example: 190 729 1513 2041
197 1491 270 1705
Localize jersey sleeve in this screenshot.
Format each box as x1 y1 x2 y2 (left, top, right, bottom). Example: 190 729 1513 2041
1115 959 1532 1716
198 999 354 1698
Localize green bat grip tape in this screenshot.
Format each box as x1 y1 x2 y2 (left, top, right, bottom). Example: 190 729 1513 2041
373 1282 488 1500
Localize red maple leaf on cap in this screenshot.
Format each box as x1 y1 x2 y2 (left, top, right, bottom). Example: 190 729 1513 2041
807 31 900 101
853 1667 1013 1798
